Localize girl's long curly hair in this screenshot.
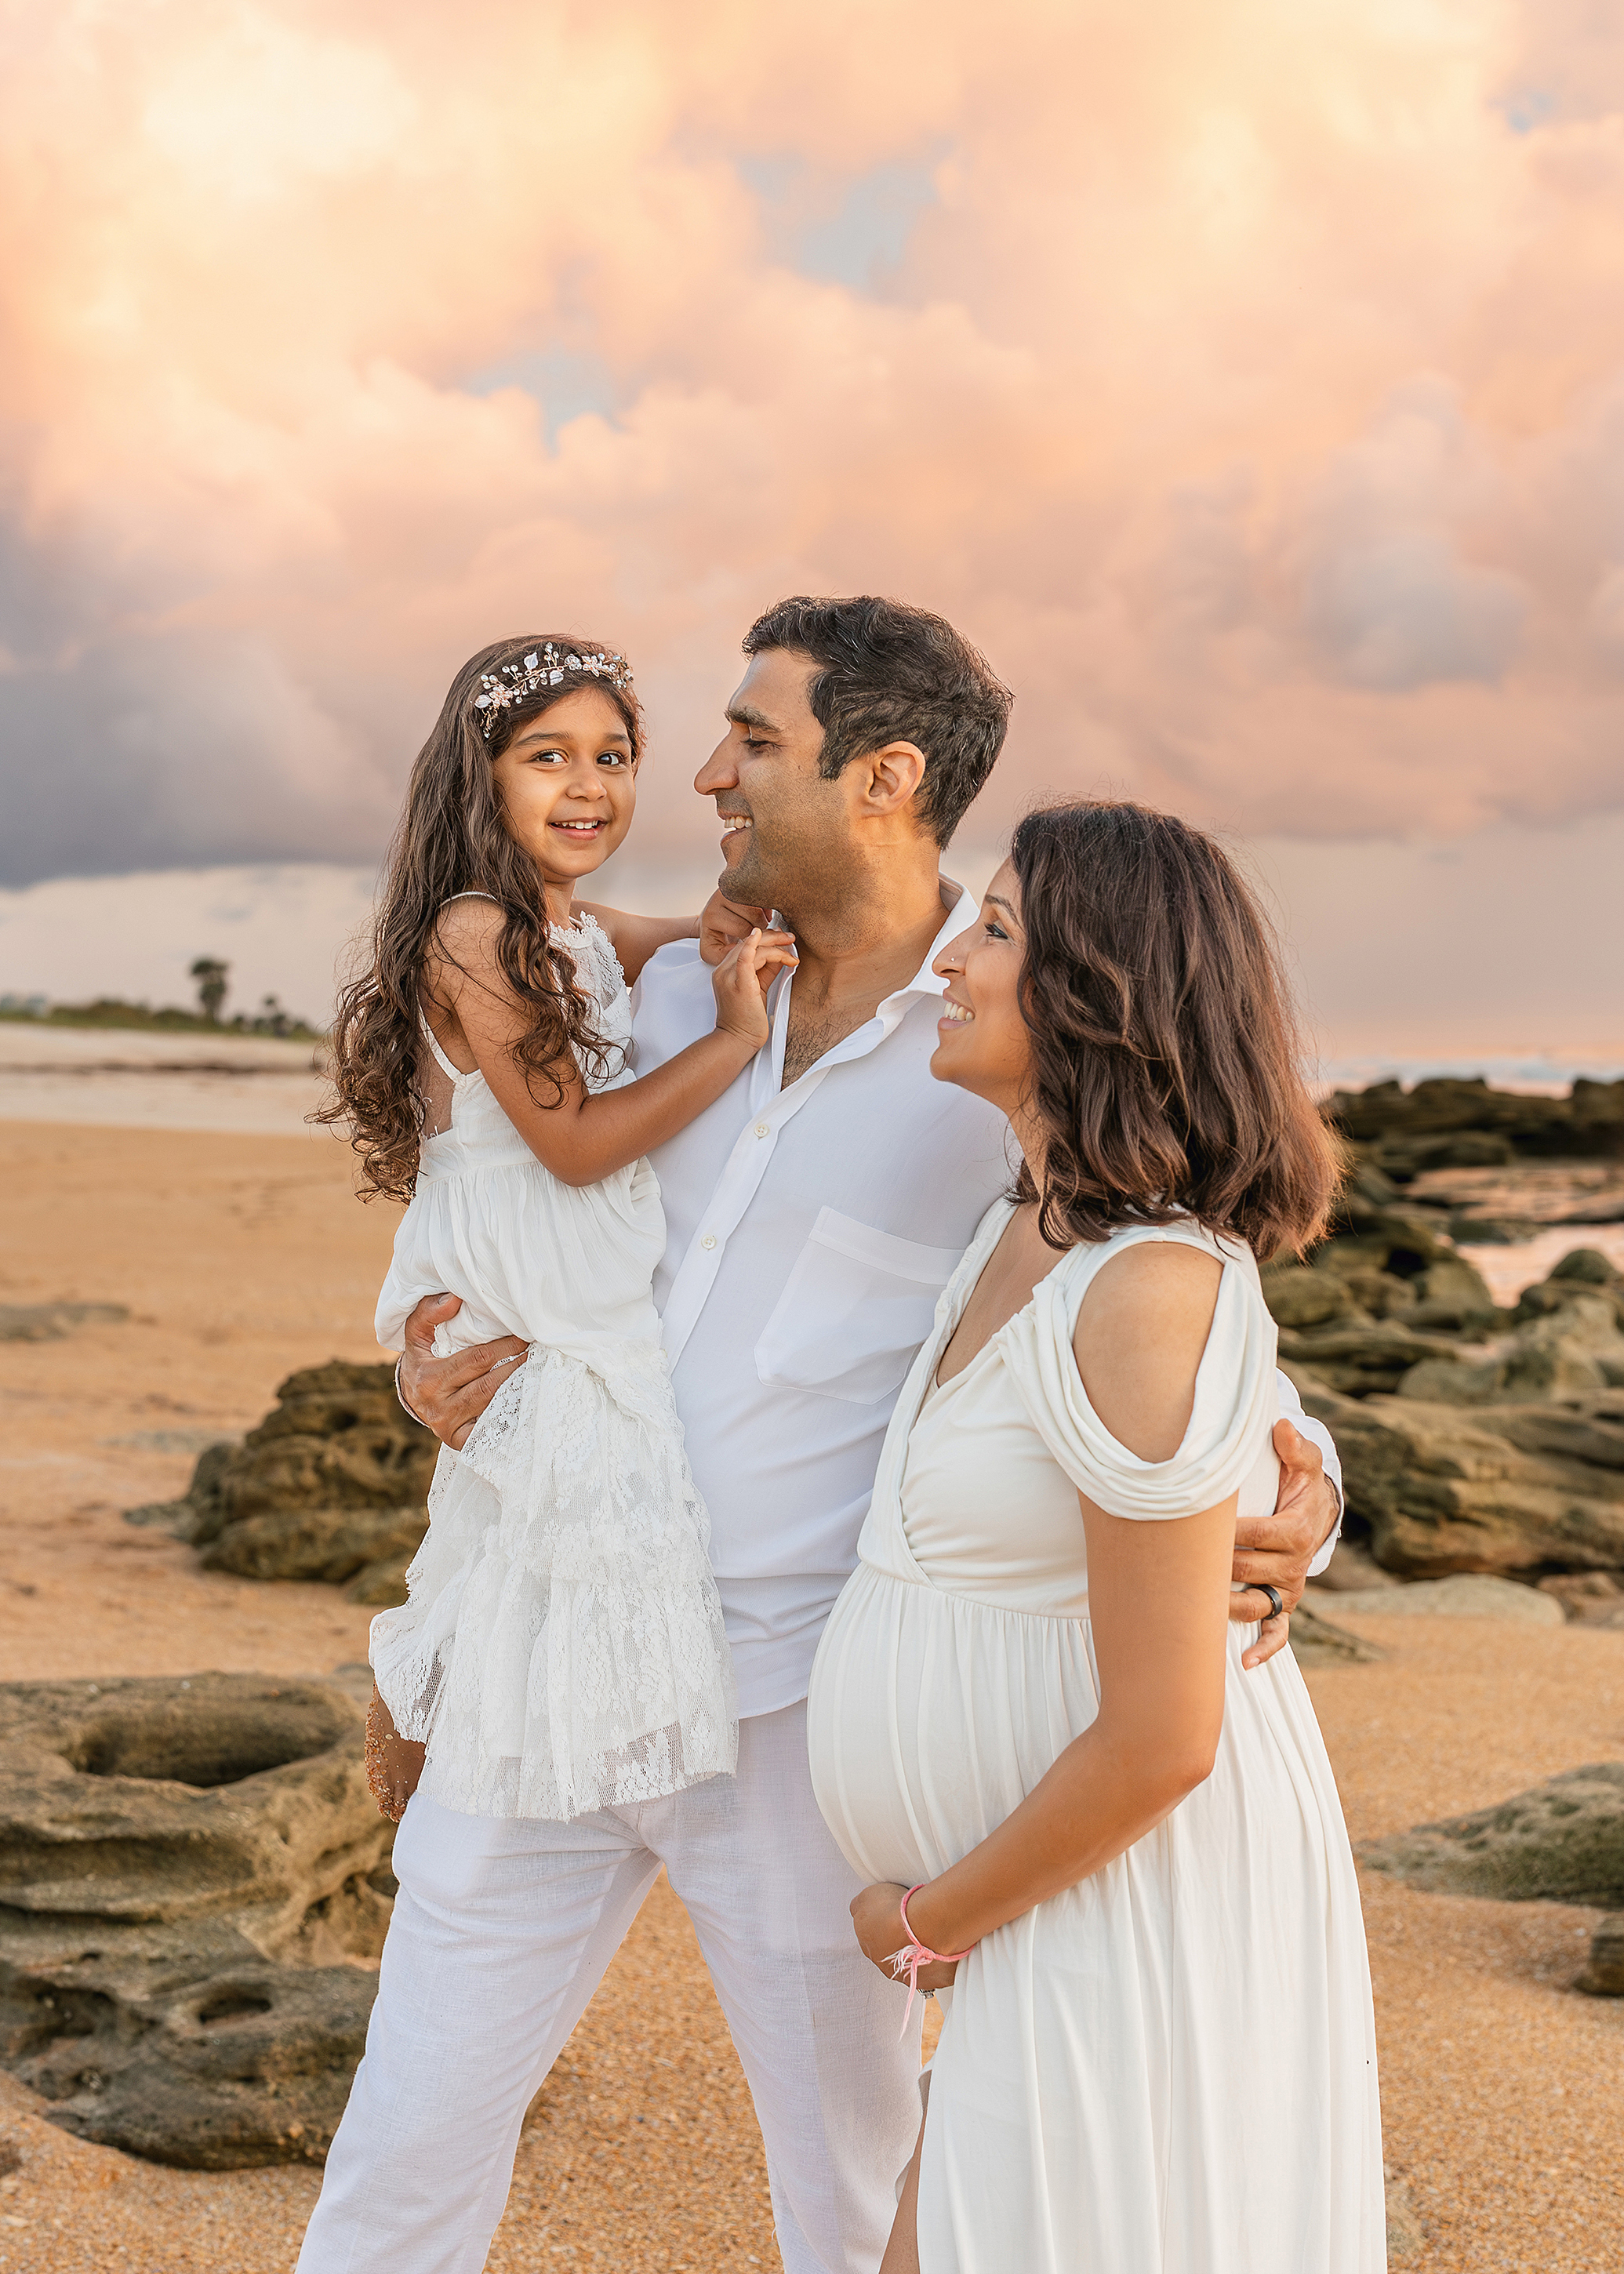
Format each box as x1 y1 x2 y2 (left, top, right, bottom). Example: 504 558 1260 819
1008 799 1339 1261
318 634 643 1201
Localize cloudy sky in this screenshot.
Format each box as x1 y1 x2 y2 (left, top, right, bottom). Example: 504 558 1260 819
2 0 1622 1049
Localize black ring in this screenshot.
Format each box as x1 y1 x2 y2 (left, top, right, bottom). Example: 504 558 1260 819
1257 1583 1285 1623
394 1357 429 1429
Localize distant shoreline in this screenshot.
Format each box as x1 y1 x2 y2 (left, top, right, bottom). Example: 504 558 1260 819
0 1001 325 1044
4 1008 1619 1096
0 1023 330 1137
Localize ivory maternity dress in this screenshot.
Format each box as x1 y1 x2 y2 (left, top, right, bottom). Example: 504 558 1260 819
807 1201 1385 2273
369 908 736 1822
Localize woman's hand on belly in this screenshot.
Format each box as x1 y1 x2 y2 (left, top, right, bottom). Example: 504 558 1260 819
852 1881 961 1994
867 1491 1239 1967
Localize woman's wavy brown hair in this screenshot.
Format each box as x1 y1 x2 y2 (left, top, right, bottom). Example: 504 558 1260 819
1008 800 1338 1259
317 634 643 1201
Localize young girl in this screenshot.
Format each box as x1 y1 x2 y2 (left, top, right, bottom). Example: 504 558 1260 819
321 634 790 1826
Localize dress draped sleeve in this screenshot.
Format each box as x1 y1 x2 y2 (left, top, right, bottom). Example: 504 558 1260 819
1000 1226 1280 1522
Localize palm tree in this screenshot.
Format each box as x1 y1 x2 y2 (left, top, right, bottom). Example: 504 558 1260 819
189 957 230 1023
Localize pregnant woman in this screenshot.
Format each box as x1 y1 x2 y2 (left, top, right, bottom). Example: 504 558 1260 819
807 800 1385 2272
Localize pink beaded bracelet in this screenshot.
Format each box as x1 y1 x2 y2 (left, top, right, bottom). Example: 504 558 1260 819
889 1884 973 2036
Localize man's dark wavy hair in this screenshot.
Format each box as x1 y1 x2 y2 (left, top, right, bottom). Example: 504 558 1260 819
1010 799 1340 1261
743 595 1012 845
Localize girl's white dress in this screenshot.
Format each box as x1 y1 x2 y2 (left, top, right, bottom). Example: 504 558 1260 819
370 910 736 1822
807 1202 1385 2274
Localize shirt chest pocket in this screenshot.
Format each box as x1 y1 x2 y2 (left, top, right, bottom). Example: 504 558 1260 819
754 1208 964 1405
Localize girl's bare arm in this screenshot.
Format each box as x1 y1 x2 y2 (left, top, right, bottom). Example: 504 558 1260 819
574 904 698 987
577 892 781 981
431 900 792 1186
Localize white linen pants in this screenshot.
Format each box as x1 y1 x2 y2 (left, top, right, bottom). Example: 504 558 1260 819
296 1702 923 2274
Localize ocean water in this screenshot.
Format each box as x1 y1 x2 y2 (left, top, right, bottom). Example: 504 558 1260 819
1313 1055 1624 1096
3 1024 1619 1306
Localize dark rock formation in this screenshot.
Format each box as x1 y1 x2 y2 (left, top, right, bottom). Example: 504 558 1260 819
1310 1539 1404 1593
0 1302 129 1342
17 1962 384 2167
1261 1159 1501 1369
1538 1571 1624 1626
1577 1913 1624 1996
126 1361 438 1606
1307 1573 1563 1623
1265 1179 1624 1576
0 1670 392 2167
1322 1076 1624 1172
1362 1759 1624 2003
1359 1762 1624 1907
1441 1213 1544 1246
1293 1380 1624 1578
1396 1280 1624 1406
1287 1606 1386 1666
1512 1247 1624 1331
1277 1323 1468 1400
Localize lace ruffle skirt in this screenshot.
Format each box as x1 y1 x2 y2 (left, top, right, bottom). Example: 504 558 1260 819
370 1340 737 1821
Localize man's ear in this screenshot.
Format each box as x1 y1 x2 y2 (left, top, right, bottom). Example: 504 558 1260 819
862 740 928 817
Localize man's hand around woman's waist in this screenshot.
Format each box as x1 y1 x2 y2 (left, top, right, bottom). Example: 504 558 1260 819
1228 1419 1340 1670
394 1304 1339 1656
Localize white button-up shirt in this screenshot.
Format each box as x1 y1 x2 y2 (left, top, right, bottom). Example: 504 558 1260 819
632 884 1341 1718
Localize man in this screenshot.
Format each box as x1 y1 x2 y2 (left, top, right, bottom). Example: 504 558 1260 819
325 597 1342 2274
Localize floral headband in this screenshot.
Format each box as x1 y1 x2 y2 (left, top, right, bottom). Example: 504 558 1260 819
472 645 635 738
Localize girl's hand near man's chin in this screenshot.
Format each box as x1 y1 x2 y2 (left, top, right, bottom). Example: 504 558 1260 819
699 889 779 966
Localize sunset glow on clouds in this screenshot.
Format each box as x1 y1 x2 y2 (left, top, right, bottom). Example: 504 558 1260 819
5 0 1624 887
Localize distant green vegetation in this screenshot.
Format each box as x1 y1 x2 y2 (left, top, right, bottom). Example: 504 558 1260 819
0 996 326 1043
0 954 326 1041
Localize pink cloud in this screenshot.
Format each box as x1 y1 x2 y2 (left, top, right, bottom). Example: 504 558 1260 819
2 0 1622 884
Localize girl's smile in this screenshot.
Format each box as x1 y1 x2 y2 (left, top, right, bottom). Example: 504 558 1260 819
489 685 639 919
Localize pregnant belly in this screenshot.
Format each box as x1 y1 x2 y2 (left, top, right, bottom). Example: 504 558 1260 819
805 1562 1104 1887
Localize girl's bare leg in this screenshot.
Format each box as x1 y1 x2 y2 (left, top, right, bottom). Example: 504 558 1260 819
364 1683 425 1822
879 2074 928 2274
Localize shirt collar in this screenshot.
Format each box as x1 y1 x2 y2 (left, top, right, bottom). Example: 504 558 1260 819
881 876 969 1008
761 876 970 1092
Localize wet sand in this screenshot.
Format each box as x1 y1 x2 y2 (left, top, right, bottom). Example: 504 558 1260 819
0 1023 325 1140
2 1120 1621 2271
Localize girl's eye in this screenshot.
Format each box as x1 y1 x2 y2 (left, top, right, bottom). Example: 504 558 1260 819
984 921 1008 942
530 748 567 765
597 752 628 768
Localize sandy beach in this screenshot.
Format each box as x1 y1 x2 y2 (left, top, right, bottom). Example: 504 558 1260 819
2 1117 1622 2271
0 1023 327 1140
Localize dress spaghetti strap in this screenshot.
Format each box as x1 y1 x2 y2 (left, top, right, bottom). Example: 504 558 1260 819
416 894 501 1084
417 1008 467 1087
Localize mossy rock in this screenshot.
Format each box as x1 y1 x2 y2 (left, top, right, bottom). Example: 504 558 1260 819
1360 1762 1624 1906
0 1672 394 2168
125 1362 438 1589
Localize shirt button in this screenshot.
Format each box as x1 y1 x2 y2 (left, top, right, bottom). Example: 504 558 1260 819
754 1122 770 1139
700 1234 717 1251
